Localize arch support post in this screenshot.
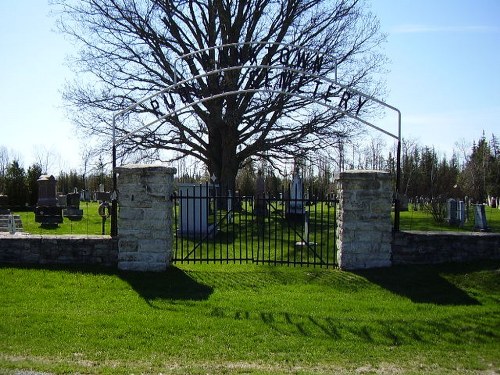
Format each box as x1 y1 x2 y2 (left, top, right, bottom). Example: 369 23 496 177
116 164 177 271
336 170 393 270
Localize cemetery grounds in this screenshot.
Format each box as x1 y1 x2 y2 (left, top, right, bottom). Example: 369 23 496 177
9 200 500 236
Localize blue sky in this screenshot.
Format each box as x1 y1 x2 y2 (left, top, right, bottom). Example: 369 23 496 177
0 0 499 173
371 0 500 158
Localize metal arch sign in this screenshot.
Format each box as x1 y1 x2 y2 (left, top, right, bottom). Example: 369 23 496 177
112 64 401 145
172 41 337 83
111 41 403 235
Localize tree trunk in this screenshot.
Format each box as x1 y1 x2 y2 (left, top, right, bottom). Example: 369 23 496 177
207 121 240 195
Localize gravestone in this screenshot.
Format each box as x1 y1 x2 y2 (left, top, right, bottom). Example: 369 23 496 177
35 175 63 226
177 183 216 237
36 175 58 206
96 191 111 202
80 189 89 202
464 196 470 221
473 204 490 231
286 171 305 221
447 199 460 226
63 192 83 221
57 194 67 207
400 194 409 211
457 200 466 226
0 214 23 233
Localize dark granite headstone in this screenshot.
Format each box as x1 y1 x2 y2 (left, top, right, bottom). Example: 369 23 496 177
35 175 63 226
63 192 83 221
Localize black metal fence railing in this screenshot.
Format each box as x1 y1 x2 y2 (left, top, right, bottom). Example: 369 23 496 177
171 186 338 268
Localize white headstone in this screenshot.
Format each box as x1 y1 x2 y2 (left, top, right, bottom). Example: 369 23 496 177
287 171 305 218
178 183 216 237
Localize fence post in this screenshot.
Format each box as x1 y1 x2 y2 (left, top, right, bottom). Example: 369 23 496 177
335 170 392 269
116 164 177 271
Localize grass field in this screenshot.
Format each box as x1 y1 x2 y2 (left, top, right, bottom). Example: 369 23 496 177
13 202 111 236
0 261 498 374
398 204 500 232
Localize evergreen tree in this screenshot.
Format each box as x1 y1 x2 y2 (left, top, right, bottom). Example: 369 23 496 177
5 160 27 207
236 160 256 196
58 170 84 194
487 134 500 198
26 164 43 206
459 136 490 202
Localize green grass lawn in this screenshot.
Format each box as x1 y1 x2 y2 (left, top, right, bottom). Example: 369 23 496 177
13 202 111 235
0 261 498 374
398 204 500 232
174 200 337 266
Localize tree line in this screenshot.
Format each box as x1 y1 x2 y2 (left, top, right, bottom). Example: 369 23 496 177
394 133 500 204
0 161 112 209
1 132 498 208
180 132 500 204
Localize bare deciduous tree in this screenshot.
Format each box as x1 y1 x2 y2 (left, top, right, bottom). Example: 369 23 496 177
53 0 386 189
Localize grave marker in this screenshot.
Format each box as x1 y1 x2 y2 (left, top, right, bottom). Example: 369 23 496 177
178 183 217 238
473 204 490 232
35 175 63 226
286 170 305 221
63 192 83 221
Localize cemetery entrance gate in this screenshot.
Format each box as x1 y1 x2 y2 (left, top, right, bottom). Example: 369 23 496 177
171 184 338 268
111 41 402 246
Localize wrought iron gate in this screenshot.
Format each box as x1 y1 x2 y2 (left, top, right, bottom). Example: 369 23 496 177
171 186 338 268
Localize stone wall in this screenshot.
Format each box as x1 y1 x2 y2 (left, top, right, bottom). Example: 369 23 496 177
1 162 498 270
0 234 117 266
116 164 176 271
1 230 498 269
392 231 500 265
335 170 393 270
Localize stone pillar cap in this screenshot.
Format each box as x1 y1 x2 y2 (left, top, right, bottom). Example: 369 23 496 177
37 174 56 182
338 170 390 179
115 164 177 174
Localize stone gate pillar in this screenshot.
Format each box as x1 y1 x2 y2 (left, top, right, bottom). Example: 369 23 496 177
336 170 392 269
116 164 176 271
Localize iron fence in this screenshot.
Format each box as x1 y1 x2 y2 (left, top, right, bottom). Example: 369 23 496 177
171 185 338 267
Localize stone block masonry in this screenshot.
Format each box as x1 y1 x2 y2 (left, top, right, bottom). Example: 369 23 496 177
392 231 500 265
336 170 393 270
0 234 117 266
116 164 177 271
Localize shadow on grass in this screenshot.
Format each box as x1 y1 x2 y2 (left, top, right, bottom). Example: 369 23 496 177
353 262 500 305
119 267 213 304
0 263 213 304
